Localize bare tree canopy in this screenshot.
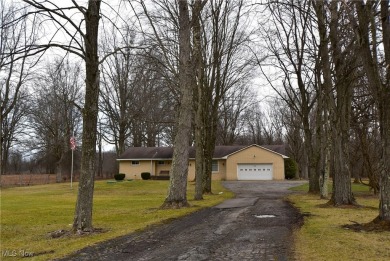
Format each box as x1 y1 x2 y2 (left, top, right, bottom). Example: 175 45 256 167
0 0 38 175
28 59 83 180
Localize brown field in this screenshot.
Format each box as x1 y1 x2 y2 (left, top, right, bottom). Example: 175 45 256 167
0 173 113 187
0 174 58 187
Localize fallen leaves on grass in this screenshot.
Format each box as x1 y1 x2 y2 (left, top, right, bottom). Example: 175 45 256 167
48 228 108 239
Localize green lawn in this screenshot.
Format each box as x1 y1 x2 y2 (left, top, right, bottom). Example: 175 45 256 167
288 181 372 193
288 182 390 261
0 180 234 260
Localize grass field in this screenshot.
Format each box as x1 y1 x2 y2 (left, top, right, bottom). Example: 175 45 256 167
288 182 390 261
0 180 234 260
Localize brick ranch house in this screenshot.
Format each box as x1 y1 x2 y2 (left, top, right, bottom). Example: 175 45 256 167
117 144 288 181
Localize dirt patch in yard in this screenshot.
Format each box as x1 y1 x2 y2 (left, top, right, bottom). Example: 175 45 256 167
342 217 390 232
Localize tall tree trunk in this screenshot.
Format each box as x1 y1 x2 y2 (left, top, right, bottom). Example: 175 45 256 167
201 25 222 195
316 77 329 199
330 131 355 205
56 154 64 183
162 0 193 208
199 83 216 194
378 0 390 223
329 1 356 206
314 0 356 205
194 133 204 200
97 130 103 178
296 21 319 193
202 138 214 194
118 126 126 155
355 0 390 222
201 0 244 194
313 0 330 195
306 134 319 193
72 0 101 233
202 81 220 194
194 0 205 200
378 99 390 221
0 114 3 175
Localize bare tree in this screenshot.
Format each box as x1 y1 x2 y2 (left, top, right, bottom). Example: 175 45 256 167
313 0 358 206
0 0 36 174
256 0 320 193
282 108 306 179
194 0 255 196
133 0 189 149
28 59 83 180
193 0 207 200
135 0 203 206
350 74 380 192
240 105 267 145
161 0 194 208
100 36 175 155
216 87 256 145
72 0 101 232
1 90 29 174
354 0 390 224
19 0 120 232
131 50 175 147
100 27 137 155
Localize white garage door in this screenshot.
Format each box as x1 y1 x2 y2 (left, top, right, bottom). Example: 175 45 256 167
237 164 273 180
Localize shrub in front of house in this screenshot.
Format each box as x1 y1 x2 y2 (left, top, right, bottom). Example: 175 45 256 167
141 172 151 180
114 173 126 181
284 158 298 179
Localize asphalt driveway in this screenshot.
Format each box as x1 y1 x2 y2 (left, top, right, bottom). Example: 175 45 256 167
59 180 306 261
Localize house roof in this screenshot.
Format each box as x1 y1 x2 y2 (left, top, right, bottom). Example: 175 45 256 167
118 147 174 160
117 144 288 160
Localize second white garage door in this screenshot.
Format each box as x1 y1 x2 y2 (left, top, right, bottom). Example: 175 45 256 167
237 163 273 180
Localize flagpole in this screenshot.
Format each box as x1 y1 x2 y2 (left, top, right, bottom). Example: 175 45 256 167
71 145 74 189
70 132 75 189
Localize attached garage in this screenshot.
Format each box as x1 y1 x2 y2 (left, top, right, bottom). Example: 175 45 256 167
224 145 286 181
237 163 273 180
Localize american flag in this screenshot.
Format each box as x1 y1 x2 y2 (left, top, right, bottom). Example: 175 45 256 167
70 136 76 150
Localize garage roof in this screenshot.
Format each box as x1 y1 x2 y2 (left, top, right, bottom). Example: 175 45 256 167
221 144 288 159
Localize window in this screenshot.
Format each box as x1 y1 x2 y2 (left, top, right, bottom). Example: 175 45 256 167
158 161 165 165
212 160 219 172
131 161 139 165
